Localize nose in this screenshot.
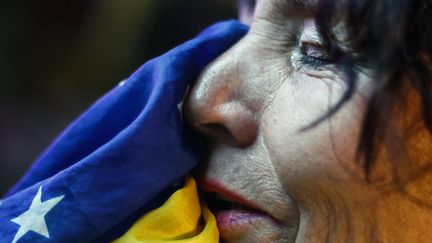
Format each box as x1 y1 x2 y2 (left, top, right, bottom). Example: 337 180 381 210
184 42 258 147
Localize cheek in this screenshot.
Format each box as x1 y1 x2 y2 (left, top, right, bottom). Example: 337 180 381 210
261 74 366 194
327 94 367 179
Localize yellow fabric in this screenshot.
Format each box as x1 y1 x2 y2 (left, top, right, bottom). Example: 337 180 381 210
113 177 219 243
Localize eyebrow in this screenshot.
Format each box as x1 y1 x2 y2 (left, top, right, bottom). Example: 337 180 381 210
286 0 317 10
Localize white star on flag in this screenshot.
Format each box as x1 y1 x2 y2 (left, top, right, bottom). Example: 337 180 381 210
11 186 64 243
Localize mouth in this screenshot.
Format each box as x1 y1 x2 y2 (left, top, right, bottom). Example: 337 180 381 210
206 193 261 212
198 178 283 233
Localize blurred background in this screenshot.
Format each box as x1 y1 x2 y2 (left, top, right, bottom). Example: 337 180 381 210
0 0 237 195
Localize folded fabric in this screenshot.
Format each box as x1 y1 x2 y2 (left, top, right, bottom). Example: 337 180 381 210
114 177 218 243
0 20 248 242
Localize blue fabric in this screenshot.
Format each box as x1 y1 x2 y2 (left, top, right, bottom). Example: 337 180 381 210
0 20 248 243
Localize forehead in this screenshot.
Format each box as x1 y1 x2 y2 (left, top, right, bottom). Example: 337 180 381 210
238 0 318 9
238 0 319 19
238 0 350 29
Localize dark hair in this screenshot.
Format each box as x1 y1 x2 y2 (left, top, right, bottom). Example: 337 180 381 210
314 0 432 179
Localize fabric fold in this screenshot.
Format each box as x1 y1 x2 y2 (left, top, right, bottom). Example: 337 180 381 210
114 177 218 243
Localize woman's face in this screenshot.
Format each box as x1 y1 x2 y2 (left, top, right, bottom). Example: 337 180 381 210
185 0 416 242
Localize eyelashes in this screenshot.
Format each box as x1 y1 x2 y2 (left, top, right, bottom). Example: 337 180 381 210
300 55 332 67
299 42 333 68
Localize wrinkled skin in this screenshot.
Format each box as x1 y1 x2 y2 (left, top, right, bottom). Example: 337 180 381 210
184 0 432 242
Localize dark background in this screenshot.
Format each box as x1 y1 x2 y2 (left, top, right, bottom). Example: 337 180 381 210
0 1 237 195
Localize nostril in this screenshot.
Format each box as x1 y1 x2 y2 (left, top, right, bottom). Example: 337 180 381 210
213 103 258 147
186 100 258 148
200 123 237 145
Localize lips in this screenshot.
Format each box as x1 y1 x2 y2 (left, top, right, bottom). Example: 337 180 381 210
198 178 283 233
199 178 262 210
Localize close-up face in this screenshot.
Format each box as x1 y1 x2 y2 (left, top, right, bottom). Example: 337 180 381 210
185 0 432 242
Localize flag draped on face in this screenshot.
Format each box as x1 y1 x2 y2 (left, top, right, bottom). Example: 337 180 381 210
0 20 248 243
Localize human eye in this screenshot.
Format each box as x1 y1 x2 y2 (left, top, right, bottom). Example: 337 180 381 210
291 40 343 79
299 42 334 68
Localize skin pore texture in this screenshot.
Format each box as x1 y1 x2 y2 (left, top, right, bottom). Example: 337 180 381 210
184 0 432 242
